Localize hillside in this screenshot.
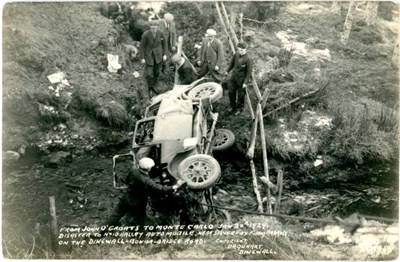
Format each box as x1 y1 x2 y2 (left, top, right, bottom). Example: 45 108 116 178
2 1 399 260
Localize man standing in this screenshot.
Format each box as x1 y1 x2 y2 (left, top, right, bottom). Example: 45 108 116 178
105 157 185 227
226 42 253 115
197 29 224 83
140 20 167 96
171 54 197 85
159 13 177 73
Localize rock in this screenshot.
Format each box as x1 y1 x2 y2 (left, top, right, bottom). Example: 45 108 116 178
46 151 71 167
3 151 20 163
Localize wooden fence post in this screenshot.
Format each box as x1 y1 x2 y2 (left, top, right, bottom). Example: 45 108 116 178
220 2 239 46
49 196 59 256
274 170 284 214
215 2 236 54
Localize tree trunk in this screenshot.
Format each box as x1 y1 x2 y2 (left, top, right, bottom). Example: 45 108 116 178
340 1 356 45
364 2 379 25
392 37 399 68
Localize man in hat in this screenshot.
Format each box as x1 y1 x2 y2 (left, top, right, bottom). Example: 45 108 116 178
171 53 197 85
105 157 186 227
140 20 167 96
197 29 224 83
159 13 177 73
225 41 253 115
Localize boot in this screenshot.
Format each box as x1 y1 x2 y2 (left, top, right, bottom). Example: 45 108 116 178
146 76 154 97
153 76 160 94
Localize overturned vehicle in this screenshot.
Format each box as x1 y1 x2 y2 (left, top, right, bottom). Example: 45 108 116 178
113 79 235 222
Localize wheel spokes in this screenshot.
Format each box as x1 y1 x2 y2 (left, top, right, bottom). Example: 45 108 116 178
183 161 210 184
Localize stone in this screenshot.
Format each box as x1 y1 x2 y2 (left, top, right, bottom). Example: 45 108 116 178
3 151 20 163
46 151 71 167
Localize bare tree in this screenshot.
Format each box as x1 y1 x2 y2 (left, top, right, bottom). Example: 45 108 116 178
340 1 356 45
392 37 399 68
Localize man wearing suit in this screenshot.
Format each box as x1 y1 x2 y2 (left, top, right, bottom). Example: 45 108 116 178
197 29 224 83
140 20 167 96
159 13 177 74
226 41 253 115
171 54 197 85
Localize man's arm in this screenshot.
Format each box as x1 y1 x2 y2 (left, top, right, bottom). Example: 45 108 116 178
160 31 167 57
215 39 224 70
244 55 253 83
171 22 177 48
226 53 236 73
197 38 206 65
139 31 147 60
142 174 174 194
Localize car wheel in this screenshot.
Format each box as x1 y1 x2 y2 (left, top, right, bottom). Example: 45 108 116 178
184 82 223 102
213 129 235 152
178 154 221 190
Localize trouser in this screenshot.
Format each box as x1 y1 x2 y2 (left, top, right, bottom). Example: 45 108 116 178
197 63 223 83
105 196 146 227
228 76 246 111
145 57 162 95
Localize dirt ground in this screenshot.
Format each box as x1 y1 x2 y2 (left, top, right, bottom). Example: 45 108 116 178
2 1 399 260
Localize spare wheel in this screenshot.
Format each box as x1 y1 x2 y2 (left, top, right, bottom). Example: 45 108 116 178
178 154 221 189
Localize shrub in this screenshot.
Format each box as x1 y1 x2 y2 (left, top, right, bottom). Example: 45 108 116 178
327 99 398 164
244 2 283 21
95 99 131 128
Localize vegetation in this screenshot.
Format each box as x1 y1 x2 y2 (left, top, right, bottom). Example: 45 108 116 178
2 1 398 260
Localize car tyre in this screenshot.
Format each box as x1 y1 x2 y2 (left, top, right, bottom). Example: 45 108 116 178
178 154 221 189
184 82 223 102
212 129 235 152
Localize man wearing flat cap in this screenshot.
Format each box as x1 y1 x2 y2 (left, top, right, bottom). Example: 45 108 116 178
104 157 186 227
197 29 224 83
159 13 177 73
225 41 253 115
140 20 167 96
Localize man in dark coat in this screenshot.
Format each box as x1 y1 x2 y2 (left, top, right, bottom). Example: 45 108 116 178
140 20 167 96
226 41 253 115
171 54 197 85
197 29 224 83
105 157 185 227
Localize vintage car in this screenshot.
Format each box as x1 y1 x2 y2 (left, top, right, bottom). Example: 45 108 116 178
113 79 235 190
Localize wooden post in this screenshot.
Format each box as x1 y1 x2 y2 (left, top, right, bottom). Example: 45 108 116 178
251 73 262 101
49 196 59 255
174 36 183 86
245 89 255 120
215 2 236 54
239 12 243 41
274 170 283 214
246 113 259 160
262 88 320 117
257 103 272 214
250 159 264 213
246 88 269 159
220 2 239 46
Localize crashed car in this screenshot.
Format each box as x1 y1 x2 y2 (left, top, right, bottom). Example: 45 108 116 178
113 79 235 190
